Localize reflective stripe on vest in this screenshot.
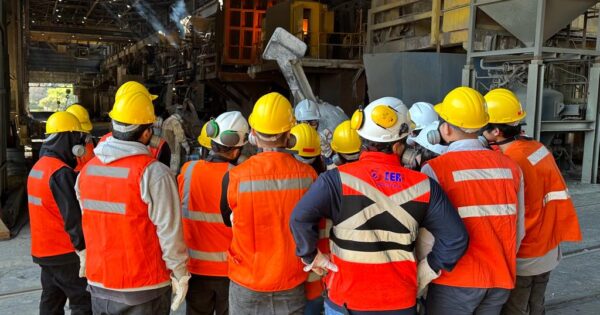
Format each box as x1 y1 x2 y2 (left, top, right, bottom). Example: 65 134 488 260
238 177 313 193
543 190 570 207
181 160 198 218
86 165 130 178
527 145 550 165
453 168 513 182
83 200 126 215
28 157 76 258
330 241 415 264
333 226 412 244
29 169 44 179
458 204 517 218
189 249 227 262
319 219 332 239
337 172 428 238
28 195 42 206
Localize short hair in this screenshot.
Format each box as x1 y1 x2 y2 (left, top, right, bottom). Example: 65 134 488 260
211 140 240 153
256 131 288 147
484 123 521 139
112 122 152 141
361 137 406 154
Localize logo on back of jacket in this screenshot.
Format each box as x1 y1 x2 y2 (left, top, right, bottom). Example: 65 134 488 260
370 168 404 188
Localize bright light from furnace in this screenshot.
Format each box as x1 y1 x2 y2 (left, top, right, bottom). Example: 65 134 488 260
302 19 309 35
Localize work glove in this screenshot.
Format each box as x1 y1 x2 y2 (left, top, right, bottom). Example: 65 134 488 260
170 274 191 311
76 250 86 278
417 258 440 298
302 250 339 276
415 228 435 262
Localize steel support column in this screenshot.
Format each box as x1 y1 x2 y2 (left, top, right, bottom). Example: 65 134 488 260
582 64 600 183
461 0 477 87
524 61 544 139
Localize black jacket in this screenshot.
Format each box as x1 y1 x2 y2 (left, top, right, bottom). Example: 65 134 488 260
34 132 85 265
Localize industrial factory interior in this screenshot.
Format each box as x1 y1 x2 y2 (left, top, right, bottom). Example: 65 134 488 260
1 0 600 314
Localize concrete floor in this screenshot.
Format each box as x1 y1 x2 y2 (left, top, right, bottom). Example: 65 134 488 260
1 182 599 314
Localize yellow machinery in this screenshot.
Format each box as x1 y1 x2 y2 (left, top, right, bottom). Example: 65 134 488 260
264 1 334 59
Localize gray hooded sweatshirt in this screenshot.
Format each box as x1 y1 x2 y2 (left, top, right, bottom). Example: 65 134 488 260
75 137 189 303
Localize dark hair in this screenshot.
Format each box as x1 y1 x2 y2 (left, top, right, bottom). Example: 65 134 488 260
484 123 521 139
361 137 406 154
211 140 240 153
112 122 153 141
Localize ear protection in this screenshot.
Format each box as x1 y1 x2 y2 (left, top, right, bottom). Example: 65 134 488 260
206 118 244 147
286 134 297 149
371 105 398 129
427 129 441 145
350 105 364 130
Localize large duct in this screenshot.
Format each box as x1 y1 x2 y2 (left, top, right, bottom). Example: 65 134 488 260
479 0 598 46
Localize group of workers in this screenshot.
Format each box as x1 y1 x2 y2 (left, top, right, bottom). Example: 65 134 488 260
27 80 582 315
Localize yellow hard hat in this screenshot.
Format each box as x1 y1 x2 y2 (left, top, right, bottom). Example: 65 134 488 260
66 104 93 132
248 92 295 134
434 87 489 130
484 88 527 124
46 111 86 134
289 123 321 157
115 81 158 101
198 122 212 149
331 120 361 154
109 91 156 124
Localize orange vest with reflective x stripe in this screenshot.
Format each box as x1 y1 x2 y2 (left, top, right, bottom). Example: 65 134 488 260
178 159 232 277
328 152 431 311
427 149 521 289
27 156 76 258
226 151 317 292
79 154 171 290
504 140 581 258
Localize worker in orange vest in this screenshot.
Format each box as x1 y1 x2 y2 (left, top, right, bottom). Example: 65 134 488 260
482 88 582 315
98 81 171 166
288 123 329 315
178 111 249 315
66 104 96 172
420 87 526 315
75 91 190 314
289 97 470 314
27 111 91 314
220 92 317 314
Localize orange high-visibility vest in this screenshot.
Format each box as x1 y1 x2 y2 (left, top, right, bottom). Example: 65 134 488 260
327 152 431 311
79 154 170 289
427 149 521 289
504 140 581 258
75 140 95 172
178 159 232 277
99 132 164 160
305 218 332 300
28 156 76 258
226 151 317 292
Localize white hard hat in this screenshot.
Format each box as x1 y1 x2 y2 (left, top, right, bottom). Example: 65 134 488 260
350 97 410 143
410 120 447 155
409 102 438 130
295 99 321 121
206 111 249 147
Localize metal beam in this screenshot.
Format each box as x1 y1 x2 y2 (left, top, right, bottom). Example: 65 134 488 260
541 47 600 56
30 24 136 38
539 120 595 132
470 47 535 58
84 0 100 20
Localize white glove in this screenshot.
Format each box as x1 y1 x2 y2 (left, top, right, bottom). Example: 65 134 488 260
76 250 86 278
417 258 440 298
415 228 435 262
170 274 191 311
302 250 338 276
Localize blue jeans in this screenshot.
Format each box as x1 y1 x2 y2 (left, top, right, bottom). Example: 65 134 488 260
324 300 344 315
305 296 325 315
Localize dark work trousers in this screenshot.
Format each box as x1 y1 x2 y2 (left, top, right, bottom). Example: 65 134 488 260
426 284 510 315
186 274 230 315
502 272 551 315
91 287 171 315
229 281 305 315
39 263 92 315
